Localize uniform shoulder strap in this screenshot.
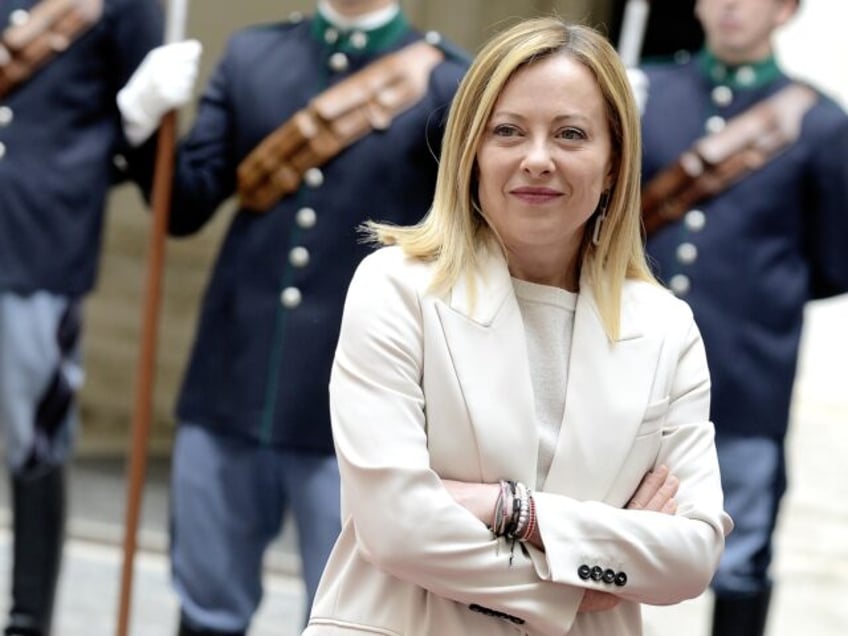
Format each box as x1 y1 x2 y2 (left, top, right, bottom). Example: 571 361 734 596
642 82 818 237
0 0 103 99
236 39 445 212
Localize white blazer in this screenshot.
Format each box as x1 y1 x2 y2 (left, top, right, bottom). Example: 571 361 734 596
304 245 732 636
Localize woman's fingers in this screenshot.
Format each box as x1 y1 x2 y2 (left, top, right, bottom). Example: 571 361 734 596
626 464 668 510
661 497 678 515
578 590 620 613
627 465 678 514
645 473 679 512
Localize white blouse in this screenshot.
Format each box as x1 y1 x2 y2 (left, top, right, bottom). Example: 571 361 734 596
512 277 577 489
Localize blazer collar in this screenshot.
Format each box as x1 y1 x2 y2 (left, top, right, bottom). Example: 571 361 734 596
446 241 513 326
544 281 657 500
447 243 642 341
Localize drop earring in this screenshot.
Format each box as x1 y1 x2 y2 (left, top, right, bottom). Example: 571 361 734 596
592 190 611 247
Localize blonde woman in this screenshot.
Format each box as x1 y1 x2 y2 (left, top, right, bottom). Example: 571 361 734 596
303 17 732 636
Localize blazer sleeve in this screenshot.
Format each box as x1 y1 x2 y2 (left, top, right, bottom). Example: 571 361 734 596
528 302 733 605
330 248 583 636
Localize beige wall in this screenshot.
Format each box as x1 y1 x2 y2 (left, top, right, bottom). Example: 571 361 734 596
81 1 614 456
404 0 612 52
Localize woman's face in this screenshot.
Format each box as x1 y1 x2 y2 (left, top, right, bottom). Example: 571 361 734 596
476 53 613 281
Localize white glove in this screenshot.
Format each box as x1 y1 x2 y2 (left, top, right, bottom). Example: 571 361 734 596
117 39 203 146
626 67 649 116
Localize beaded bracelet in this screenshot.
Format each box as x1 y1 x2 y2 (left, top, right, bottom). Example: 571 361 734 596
520 492 536 542
492 480 534 542
512 481 530 539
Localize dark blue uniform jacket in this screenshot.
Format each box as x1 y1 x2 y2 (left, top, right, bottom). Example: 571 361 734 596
168 14 468 452
642 56 848 438
0 0 162 296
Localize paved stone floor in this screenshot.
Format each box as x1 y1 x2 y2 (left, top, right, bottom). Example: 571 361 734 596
0 531 304 636
0 297 846 635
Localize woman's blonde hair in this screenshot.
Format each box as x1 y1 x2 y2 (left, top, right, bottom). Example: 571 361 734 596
366 17 656 340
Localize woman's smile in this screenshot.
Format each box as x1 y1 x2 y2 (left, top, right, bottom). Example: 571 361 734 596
509 186 564 205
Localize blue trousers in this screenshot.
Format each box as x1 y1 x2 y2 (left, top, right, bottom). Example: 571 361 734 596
711 433 786 598
170 424 341 632
0 292 82 475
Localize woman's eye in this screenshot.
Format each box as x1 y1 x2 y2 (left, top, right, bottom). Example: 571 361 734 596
492 124 520 137
558 128 586 140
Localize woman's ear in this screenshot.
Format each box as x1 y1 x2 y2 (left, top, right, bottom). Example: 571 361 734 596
603 168 615 192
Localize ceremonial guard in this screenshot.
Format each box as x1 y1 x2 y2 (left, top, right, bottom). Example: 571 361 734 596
0 1 170 634
638 1 848 635
118 1 468 633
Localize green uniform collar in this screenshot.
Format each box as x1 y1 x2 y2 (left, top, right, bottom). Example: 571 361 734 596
310 8 409 55
697 48 782 90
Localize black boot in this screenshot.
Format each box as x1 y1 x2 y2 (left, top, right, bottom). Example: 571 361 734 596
177 615 245 636
711 588 772 636
5 465 65 636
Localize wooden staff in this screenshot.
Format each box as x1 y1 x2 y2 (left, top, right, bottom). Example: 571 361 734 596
617 0 651 67
115 0 189 634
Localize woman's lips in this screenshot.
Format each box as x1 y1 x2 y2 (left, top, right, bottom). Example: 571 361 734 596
510 187 563 204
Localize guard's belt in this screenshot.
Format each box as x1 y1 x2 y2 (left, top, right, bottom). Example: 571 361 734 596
0 0 103 99
642 83 818 237
237 39 445 212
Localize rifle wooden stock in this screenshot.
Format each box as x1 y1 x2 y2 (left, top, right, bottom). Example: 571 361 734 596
114 110 177 636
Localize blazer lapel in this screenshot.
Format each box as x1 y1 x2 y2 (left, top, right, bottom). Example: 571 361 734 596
434 246 539 485
544 279 659 501
433 249 661 497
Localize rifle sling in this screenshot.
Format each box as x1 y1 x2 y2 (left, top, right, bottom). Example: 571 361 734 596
641 83 818 237
236 39 445 212
0 0 103 99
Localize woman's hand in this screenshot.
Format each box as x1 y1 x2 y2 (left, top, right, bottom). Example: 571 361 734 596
626 464 679 513
442 468 679 615
441 478 499 527
579 465 679 613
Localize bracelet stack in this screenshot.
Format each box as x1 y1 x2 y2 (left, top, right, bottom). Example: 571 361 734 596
492 480 536 542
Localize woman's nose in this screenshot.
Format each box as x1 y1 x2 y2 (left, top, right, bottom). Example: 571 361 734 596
521 138 554 177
